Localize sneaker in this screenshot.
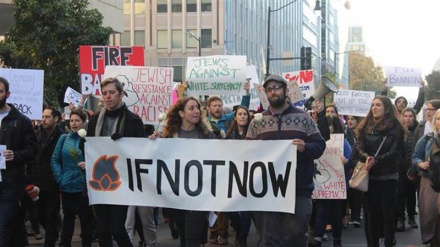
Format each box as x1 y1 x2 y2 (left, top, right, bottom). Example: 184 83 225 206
396 218 405 232
218 235 228 245
34 233 43 240
408 215 418 229
379 238 385 247
353 221 361 228
209 234 219 244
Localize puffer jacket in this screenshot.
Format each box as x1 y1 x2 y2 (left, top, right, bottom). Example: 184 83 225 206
51 132 86 193
356 118 405 178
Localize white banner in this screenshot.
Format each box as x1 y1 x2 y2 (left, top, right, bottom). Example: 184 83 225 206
104 66 174 125
185 56 247 96
282 70 314 106
385 66 421 87
0 68 44 120
85 138 297 213
312 134 346 199
333 90 375 117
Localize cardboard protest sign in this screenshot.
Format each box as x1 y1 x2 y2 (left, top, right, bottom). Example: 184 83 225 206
282 70 314 106
85 137 297 213
64 87 84 107
222 65 261 111
186 55 247 96
312 134 346 199
385 66 421 87
104 65 173 124
0 68 44 120
253 83 269 110
333 90 375 117
80 46 144 97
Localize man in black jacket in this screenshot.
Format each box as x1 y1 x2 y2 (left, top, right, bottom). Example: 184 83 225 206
87 77 147 247
34 106 64 247
0 76 38 246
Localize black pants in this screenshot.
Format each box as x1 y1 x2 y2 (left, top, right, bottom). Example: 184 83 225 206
94 204 133 247
0 182 25 247
37 189 61 247
366 179 397 247
170 209 207 247
60 192 93 247
396 174 417 219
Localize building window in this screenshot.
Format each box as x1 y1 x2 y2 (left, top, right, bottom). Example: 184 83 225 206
157 0 167 13
134 31 145 46
201 0 212 12
173 66 184 82
172 0 182 12
172 30 183 48
187 0 197 12
157 30 168 49
201 29 212 48
121 31 130 46
186 29 197 48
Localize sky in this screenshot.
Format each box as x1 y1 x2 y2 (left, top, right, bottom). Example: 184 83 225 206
343 0 440 101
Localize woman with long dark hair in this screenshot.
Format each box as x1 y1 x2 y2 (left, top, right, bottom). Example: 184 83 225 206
355 95 405 247
153 97 215 247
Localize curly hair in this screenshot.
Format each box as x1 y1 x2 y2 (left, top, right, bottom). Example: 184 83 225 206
162 97 212 138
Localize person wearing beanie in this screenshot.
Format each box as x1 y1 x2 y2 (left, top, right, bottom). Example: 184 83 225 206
246 74 326 247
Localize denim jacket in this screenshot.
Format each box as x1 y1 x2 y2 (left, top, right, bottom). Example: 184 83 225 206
412 133 434 178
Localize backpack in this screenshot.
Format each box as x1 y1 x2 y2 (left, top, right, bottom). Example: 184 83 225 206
429 135 440 192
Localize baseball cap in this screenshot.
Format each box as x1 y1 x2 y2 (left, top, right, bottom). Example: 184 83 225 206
263 74 287 88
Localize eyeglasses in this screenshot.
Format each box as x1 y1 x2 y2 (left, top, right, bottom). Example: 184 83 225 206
427 108 436 112
265 85 283 93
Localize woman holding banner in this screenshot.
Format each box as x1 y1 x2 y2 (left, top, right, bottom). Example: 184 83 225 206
151 96 216 247
354 95 405 247
311 115 352 247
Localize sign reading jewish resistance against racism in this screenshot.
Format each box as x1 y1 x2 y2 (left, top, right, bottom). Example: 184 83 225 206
222 65 261 111
0 68 44 120
80 46 144 97
104 66 173 125
385 66 421 87
333 90 375 117
85 138 297 213
186 56 247 96
312 134 346 199
282 70 314 106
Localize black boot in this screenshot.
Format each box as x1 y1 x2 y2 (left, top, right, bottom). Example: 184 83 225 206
396 218 405 232
333 239 342 247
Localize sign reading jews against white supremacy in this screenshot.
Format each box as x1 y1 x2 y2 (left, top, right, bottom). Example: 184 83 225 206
0 68 44 120
312 134 346 199
384 66 421 87
185 55 247 96
104 65 173 125
333 89 375 117
85 138 297 214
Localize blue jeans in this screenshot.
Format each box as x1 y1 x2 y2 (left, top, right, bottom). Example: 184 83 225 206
0 182 25 246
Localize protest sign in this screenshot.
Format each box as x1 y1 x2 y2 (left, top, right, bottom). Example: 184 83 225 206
333 90 375 117
222 65 261 111
385 66 421 87
80 46 144 97
282 70 314 106
254 83 269 110
85 137 297 213
186 56 247 96
104 65 173 124
0 68 44 120
64 87 83 107
312 134 346 199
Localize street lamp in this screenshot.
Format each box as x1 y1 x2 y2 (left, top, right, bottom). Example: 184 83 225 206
186 31 201 57
265 0 321 78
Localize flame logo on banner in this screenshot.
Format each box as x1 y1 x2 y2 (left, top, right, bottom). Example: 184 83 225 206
89 155 121 191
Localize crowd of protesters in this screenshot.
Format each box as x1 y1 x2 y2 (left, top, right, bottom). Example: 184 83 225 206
0 73 439 247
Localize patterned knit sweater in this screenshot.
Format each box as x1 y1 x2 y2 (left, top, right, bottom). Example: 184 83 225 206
246 104 326 197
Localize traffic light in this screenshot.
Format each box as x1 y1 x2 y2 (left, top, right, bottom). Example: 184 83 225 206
301 47 312 70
